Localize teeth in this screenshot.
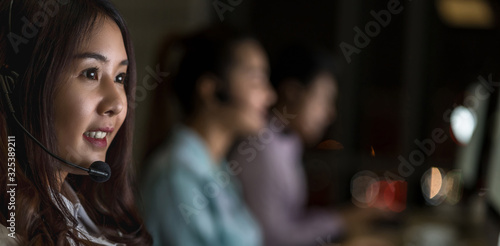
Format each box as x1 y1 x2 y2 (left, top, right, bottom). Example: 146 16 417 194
84 131 107 139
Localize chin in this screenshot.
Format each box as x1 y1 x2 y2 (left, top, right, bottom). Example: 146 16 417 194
301 129 321 146
82 156 105 167
253 119 267 132
240 123 261 136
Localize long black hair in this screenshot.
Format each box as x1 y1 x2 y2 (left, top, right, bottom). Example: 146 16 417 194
270 44 337 90
0 0 152 245
173 26 255 116
142 26 256 161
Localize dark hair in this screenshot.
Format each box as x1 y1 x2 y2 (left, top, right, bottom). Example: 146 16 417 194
172 26 255 117
140 26 257 167
0 0 152 245
270 44 337 90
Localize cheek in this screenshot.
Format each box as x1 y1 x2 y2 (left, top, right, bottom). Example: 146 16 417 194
109 92 128 140
228 93 260 130
299 99 322 128
117 106 128 130
121 91 128 117
54 84 95 131
241 84 267 107
237 90 263 119
53 92 92 155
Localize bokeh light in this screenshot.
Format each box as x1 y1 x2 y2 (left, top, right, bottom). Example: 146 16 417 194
351 171 407 212
450 106 477 145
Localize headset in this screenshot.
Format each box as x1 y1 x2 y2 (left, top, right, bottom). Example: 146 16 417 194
0 0 110 183
215 85 231 103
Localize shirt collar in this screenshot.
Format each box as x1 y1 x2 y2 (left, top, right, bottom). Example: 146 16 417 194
173 125 226 175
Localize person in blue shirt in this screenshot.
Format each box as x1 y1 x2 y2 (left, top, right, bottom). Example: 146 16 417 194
140 27 276 246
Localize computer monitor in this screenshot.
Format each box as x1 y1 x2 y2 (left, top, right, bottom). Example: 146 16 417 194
454 82 490 191
486 84 500 245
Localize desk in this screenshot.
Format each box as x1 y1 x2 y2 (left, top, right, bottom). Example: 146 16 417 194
333 200 489 246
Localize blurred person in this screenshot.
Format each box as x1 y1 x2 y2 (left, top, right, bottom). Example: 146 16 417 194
229 44 344 246
0 0 152 245
140 27 276 246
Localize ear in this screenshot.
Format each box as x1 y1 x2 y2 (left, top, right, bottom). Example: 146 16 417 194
279 78 304 104
196 74 218 106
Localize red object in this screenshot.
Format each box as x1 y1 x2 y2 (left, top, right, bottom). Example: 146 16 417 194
369 180 407 212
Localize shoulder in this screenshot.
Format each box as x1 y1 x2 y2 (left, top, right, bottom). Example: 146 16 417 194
0 224 20 246
232 128 300 163
142 142 211 199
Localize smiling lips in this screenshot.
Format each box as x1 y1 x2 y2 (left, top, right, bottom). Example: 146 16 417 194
83 129 113 148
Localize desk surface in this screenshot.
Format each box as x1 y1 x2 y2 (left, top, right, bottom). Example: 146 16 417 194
337 201 490 246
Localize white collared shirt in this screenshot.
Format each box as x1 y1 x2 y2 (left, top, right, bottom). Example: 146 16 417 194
0 224 19 246
57 182 123 246
1 182 122 245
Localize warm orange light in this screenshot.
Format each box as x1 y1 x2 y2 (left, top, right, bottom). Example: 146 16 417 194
437 0 494 28
371 146 375 157
316 139 344 150
430 167 443 199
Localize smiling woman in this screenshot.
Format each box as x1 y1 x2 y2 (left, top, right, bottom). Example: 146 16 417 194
54 19 129 178
0 0 152 245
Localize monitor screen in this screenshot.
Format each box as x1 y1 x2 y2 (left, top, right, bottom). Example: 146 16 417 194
486 85 500 245
455 83 489 190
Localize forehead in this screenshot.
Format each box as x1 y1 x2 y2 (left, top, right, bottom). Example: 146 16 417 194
77 17 126 55
310 72 337 94
232 40 267 65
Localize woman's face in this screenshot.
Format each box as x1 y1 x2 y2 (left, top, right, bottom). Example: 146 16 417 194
294 72 337 145
53 18 128 172
223 40 276 135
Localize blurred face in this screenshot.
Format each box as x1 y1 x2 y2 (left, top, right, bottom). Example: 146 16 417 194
53 18 128 173
294 72 337 145
222 40 276 134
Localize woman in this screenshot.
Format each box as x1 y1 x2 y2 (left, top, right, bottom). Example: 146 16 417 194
229 45 344 246
140 27 275 246
0 1 152 245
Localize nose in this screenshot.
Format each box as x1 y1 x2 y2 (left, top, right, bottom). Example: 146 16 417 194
96 76 125 117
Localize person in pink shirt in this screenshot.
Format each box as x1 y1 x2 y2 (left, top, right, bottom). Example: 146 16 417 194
229 44 343 246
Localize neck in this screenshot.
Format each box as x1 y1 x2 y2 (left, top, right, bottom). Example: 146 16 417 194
187 113 235 165
273 100 297 131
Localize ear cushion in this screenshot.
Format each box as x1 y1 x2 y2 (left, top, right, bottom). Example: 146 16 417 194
0 65 18 94
0 65 18 113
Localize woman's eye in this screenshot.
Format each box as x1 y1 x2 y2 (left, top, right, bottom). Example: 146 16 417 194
82 67 99 80
115 73 127 84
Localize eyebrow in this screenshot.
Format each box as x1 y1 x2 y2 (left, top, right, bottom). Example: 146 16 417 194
74 52 128 66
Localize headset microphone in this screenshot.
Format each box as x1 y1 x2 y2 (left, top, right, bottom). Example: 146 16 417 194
0 66 111 183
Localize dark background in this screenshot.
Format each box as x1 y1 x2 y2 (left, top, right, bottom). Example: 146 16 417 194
115 0 500 209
